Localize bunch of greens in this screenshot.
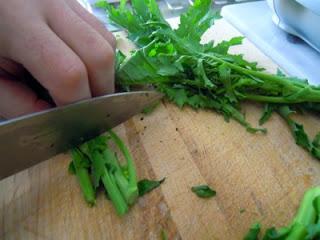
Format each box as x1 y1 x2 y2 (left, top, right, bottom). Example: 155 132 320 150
95 0 320 160
244 187 320 240
69 130 164 215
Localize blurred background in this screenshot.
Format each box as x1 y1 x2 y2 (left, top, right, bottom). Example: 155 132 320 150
80 0 260 32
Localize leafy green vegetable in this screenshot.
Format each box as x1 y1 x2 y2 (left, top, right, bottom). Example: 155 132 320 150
243 223 261 240
191 185 216 198
99 0 320 160
94 0 108 9
277 105 320 159
245 187 320 240
138 178 165 196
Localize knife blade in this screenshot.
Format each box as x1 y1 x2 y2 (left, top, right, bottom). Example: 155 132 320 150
0 91 162 180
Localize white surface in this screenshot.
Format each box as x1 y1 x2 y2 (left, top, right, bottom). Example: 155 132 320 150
221 1 320 85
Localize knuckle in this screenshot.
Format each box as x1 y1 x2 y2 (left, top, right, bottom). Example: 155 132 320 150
90 44 115 69
57 60 87 89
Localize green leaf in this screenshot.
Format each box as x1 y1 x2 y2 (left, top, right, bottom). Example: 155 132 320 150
164 88 189 108
222 54 263 71
116 50 126 71
196 59 215 89
259 104 276 125
175 0 219 45
188 94 212 109
212 36 244 55
221 102 266 134
292 123 312 150
138 178 165 196
131 0 151 22
312 133 320 148
191 185 216 198
277 106 312 151
68 161 76 175
243 223 261 240
219 63 237 103
94 0 108 9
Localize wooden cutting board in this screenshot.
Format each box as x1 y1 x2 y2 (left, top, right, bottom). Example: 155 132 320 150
1 19 320 240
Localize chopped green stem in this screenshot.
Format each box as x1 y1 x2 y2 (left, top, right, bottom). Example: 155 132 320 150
291 187 320 227
286 223 307 240
101 170 129 215
75 168 96 206
92 151 128 215
71 149 96 206
108 130 138 202
102 148 136 204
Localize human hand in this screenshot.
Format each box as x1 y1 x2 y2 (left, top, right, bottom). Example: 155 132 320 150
0 0 116 119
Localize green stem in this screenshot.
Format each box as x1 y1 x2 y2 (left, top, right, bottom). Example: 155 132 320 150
108 130 138 204
71 149 96 206
101 170 129 215
203 53 303 89
291 187 320 227
75 168 96 206
286 223 308 240
102 148 137 205
91 151 128 215
244 95 293 103
201 53 320 103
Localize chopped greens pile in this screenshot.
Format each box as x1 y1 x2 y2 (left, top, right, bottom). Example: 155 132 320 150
244 187 320 240
69 130 164 215
95 0 320 160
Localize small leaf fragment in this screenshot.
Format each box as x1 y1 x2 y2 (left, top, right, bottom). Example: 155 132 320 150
243 223 260 240
191 185 216 198
161 229 168 240
138 178 166 196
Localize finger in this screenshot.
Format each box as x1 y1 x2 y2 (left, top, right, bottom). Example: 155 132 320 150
65 0 116 49
0 77 51 119
0 58 26 78
47 1 115 96
6 22 91 106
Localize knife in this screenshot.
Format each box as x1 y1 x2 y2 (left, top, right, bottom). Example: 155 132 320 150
0 91 162 180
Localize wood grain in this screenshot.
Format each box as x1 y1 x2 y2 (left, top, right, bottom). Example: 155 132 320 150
1 19 320 240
